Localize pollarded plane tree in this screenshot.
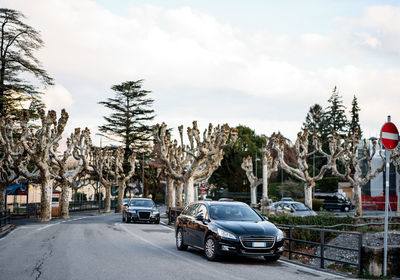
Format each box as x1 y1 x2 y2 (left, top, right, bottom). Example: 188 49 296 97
330 129 384 217
241 156 262 207
115 147 136 213
50 128 91 219
272 129 332 209
18 109 69 222
0 116 24 210
154 121 238 205
391 147 400 217
89 146 115 213
260 151 279 212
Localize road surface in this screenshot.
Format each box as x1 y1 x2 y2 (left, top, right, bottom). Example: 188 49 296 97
0 213 344 280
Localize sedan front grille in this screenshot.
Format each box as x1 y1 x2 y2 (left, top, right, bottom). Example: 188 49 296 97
240 236 275 249
138 211 151 220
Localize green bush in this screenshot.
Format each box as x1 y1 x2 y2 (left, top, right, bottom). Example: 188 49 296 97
296 198 323 211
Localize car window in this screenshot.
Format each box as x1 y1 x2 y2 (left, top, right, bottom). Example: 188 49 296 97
292 203 308 211
129 200 154 207
187 204 198 217
196 204 207 218
209 204 262 221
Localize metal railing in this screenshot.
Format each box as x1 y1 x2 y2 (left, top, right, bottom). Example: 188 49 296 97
278 225 363 275
0 209 11 229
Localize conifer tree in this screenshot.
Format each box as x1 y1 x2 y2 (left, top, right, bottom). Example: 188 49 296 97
99 80 155 156
349 95 362 137
303 104 324 137
323 86 348 138
0 9 53 117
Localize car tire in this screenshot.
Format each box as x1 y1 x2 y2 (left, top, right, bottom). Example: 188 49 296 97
264 255 281 262
154 219 160 224
176 228 188 251
204 236 219 261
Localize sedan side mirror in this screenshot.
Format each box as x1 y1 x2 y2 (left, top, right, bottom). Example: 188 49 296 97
195 215 204 221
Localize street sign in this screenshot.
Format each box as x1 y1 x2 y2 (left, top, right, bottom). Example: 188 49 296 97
381 121 399 150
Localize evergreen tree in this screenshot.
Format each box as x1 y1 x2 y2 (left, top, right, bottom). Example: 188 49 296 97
99 80 155 157
209 125 266 192
0 9 52 117
349 95 362 137
302 104 324 137
322 86 348 138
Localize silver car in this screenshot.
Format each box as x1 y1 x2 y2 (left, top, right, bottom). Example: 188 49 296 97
270 201 317 216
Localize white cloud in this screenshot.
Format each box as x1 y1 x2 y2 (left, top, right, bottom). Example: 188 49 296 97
2 0 400 141
42 84 74 110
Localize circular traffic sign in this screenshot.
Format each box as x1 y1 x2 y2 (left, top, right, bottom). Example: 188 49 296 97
381 121 399 150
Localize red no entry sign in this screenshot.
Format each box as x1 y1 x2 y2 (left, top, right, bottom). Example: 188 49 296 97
381 121 399 150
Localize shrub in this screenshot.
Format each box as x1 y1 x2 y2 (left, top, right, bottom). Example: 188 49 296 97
296 198 323 211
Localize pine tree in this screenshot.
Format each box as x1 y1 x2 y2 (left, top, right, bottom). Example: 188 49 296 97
349 95 362 137
0 9 53 117
302 104 324 137
323 86 348 138
99 80 155 156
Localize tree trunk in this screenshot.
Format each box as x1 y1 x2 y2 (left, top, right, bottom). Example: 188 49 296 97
60 182 71 219
0 186 6 211
39 178 53 222
261 160 269 213
354 183 362 217
143 178 148 198
184 177 195 205
168 179 176 208
105 185 111 213
176 182 183 206
397 179 400 217
165 181 169 207
250 185 257 208
116 181 126 213
194 184 198 202
304 182 314 210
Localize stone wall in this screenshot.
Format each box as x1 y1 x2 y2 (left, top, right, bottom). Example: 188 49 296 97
362 246 400 277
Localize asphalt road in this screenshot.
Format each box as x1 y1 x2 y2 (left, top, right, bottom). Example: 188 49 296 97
0 213 344 280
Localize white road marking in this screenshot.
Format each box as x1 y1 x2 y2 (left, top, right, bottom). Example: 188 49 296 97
278 259 345 279
159 222 174 231
36 216 89 231
37 222 61 231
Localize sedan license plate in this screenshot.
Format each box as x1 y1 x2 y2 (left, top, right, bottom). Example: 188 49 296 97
252 242 266 248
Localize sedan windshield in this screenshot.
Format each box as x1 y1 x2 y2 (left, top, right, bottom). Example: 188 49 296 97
130 200 154 208
292 203 309 211
209 204 262 221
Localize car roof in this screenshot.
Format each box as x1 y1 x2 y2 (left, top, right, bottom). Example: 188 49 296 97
129 198 153 201
192 201 247 207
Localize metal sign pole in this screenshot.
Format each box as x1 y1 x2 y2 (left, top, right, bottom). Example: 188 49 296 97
383 115 391 277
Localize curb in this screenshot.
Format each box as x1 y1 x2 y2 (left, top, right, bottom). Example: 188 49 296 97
0 224 16 239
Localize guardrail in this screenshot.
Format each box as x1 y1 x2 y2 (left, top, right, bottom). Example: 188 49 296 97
278 224 363 275
0 209 11 229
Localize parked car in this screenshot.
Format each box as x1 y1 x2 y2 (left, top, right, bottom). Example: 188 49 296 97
280 197 294 202
122 198 160 224
270 201 317 216
175 201 285 261
218 198 234 202
314 193 353 212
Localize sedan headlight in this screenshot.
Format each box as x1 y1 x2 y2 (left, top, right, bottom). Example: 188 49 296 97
276 229 284 242
129 210 137 214
217 228 237 240
153 211 160 215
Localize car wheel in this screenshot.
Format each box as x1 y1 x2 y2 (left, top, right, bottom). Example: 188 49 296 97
154 219 160 224
176 228 188 251
204 236 219 261
264 255 281 262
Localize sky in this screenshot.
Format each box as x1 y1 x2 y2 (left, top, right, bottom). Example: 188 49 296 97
2 0 400 146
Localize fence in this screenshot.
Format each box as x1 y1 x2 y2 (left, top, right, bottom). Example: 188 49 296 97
0 209 11 229
278 224 363 275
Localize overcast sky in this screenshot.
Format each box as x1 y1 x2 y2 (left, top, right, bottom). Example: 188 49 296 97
2 0 400 145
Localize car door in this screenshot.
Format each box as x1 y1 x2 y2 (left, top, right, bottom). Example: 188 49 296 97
191 204 209 248
184 204 198 246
